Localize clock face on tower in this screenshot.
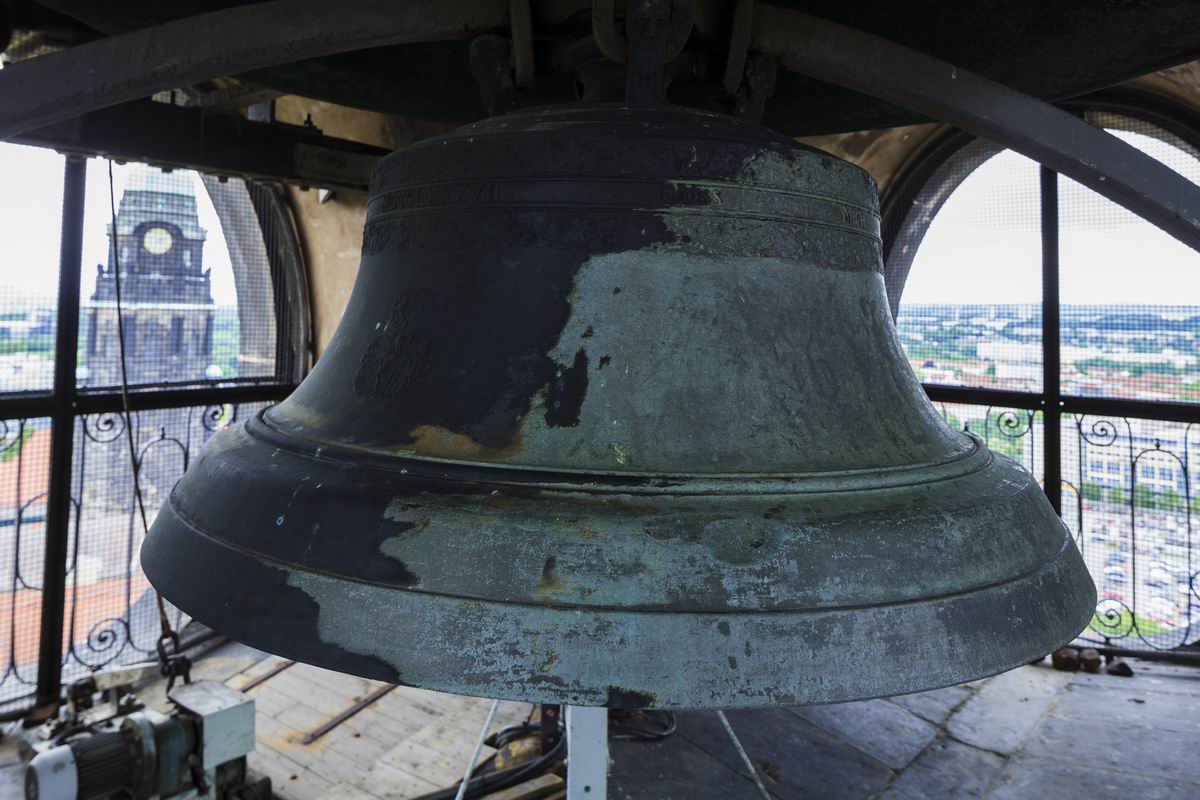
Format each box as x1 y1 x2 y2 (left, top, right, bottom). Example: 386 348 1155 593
143 226 173 255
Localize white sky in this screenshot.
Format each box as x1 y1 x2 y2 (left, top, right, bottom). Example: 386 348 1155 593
1 128 1198 310
901 133 1200 306
0 144 239 306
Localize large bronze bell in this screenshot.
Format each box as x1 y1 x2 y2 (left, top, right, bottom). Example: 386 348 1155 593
143 105 1096 708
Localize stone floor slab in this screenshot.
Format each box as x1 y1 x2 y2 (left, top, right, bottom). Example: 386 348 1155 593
1052 681 1200 734
989 755 1200 800
878 737 1004 800
945 666 1071 754
0 734 22 800
1069 659 1200 697
789 698 938 769
610 733 780 800
1025 713 1200 785
887 685 973 725
714 709 894 799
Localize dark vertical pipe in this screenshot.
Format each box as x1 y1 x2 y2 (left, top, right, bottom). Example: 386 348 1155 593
35 156 85 710
1041 166 1062 514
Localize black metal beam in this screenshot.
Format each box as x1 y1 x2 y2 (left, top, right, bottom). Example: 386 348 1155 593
1059 395 1200 426
751 7 1200 256
35 155 85 712
0 393 57 421
923 386 1044 411
0 383 296 422
924 385 1200 426
1041 167 1062 513
14 100 387 193
72 383 296 415
3 2 1199 257
1083 645 1200 667
0 0 505 141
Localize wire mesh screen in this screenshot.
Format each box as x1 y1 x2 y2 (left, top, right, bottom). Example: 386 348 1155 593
0 418 52 708
0 146 303 707
0 143 63 393
0 141 63 707
1053 114 1200 651
890 111 1200 654
889 147 1044 392
78 161 279 391
932 402 1044 484
1059 114 1200 404
59 401 272 687
1061 414 1198 650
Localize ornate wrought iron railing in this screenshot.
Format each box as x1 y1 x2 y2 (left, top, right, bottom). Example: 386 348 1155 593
0 156 303 715
934 401 1199 654
0 401 279 710
0 417 49 703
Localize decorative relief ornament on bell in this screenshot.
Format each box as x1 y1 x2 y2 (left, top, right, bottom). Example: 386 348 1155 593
143 104 1095 708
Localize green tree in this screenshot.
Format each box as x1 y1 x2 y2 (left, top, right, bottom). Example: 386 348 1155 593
1105 485 1130 506
0 426 33 463
1157 486 1184 511
1133 483 1155 509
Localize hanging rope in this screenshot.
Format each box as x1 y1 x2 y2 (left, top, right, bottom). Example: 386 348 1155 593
106 161 188 689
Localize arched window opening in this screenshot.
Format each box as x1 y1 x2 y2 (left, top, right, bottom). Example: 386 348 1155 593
0 148 308 711
884 103 1200 654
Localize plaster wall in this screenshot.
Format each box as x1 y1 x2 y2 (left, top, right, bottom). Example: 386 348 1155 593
275 98 451 355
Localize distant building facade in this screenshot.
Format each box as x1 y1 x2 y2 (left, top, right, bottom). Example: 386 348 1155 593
83 168 216 387
81 168 219 512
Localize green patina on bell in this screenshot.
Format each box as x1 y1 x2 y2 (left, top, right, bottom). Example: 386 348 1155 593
143 104 1095 708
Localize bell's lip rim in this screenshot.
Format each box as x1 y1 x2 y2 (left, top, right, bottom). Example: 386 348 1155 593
247 409 997 495
150 496 1082 617
142 506 1096 707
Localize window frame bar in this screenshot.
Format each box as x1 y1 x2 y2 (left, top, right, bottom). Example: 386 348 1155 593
881 90 1200 658
882 91 1200 432
1040 165 1062 513
34 155 86 710
0 153 302 714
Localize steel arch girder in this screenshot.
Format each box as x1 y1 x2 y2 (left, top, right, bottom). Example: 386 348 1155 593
2 1 1199 253
0 0 507 140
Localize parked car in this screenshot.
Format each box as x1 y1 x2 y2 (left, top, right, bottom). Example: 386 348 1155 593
1145 596 1178 625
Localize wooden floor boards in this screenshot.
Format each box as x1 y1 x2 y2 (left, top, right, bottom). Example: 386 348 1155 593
133 642 533 800
235 655 531 799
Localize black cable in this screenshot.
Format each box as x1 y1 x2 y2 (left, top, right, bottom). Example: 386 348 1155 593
105 162 153 559
413 706 675 800
48 722 97 745
486 720 541 749
409 722 566 800
107 162 181 686
610 709 677 741
470 720 544 779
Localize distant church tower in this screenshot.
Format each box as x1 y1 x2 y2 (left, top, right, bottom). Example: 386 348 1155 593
84 167 216 387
